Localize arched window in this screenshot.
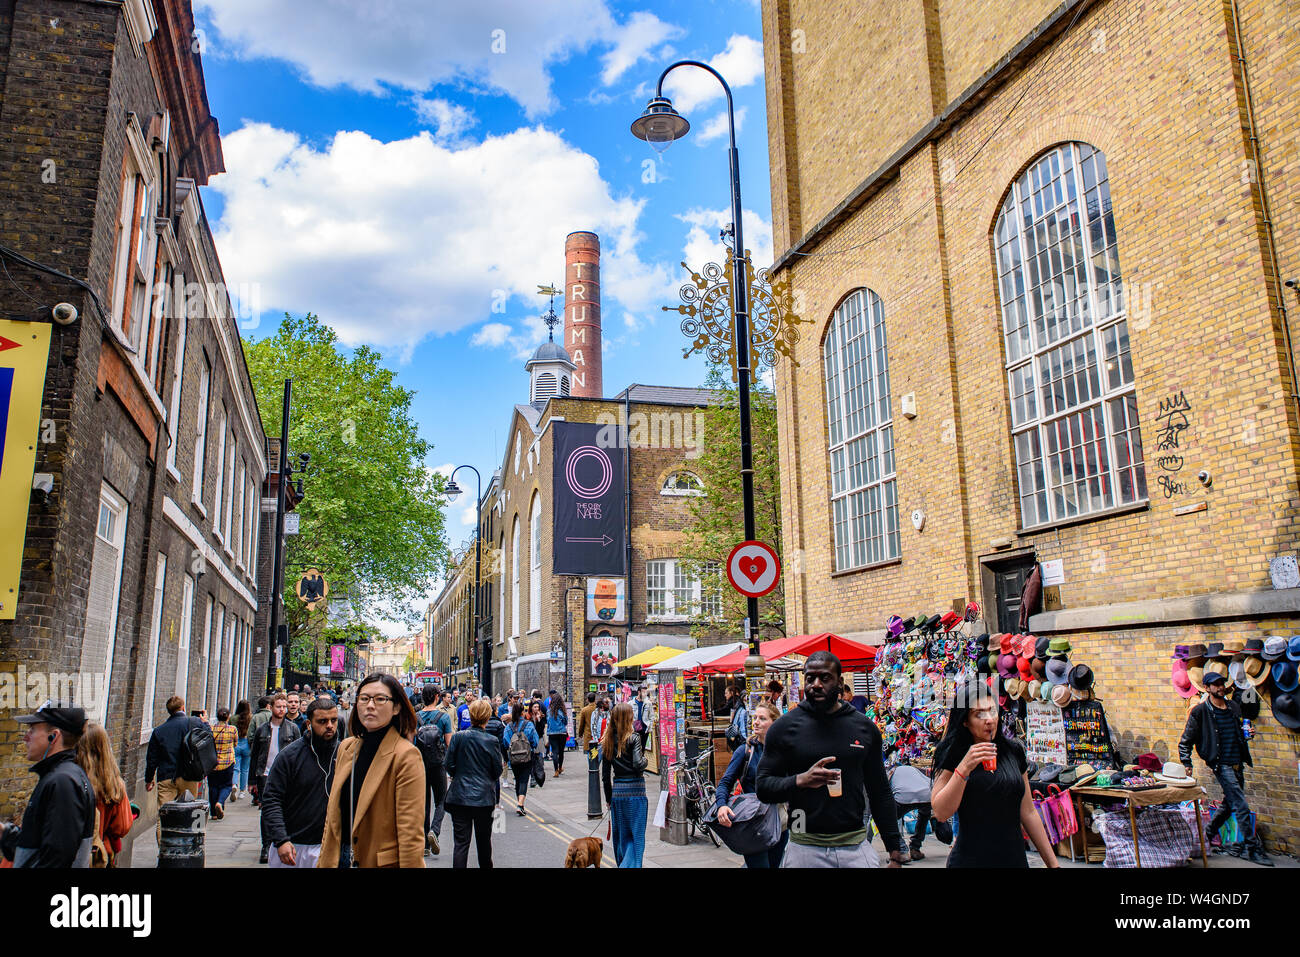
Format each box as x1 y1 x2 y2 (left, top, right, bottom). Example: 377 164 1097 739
529 493 541 631
511 515 521 638
661 471 704 496
994 142 1144 527
823 288 897 571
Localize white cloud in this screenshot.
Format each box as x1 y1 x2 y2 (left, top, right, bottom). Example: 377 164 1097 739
195 0 616 117
679 206 775 273
470 322 512 347
623 311 642 332
601 12 682 85
662 35 764 115
210 122 672 350
695 106 747 145
412 97 477 142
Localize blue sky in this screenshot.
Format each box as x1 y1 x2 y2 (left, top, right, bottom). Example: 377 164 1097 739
192 0 772 631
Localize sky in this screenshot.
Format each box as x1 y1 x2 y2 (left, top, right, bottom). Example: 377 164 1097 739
192 0 774 635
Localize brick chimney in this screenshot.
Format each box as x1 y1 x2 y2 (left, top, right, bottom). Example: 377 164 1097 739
564 231 602 398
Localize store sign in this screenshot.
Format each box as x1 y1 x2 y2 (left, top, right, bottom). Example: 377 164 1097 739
1041 559 1065 586
284 512 300 535
553 422 625 576
586 576 626 623
590 633 619 677
726 540 781 598
0 320 51 620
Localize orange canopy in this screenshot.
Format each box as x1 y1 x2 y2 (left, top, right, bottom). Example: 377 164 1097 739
693 633 878 675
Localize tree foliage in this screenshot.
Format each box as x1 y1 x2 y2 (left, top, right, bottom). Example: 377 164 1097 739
243 314 448 643
679 364 785 639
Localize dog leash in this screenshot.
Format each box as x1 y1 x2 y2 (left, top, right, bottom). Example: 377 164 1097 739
586 806 611 838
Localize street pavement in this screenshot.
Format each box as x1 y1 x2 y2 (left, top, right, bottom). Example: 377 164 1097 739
128 750 1290 869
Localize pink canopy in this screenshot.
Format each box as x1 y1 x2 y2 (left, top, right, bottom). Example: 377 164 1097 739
693 633 878 675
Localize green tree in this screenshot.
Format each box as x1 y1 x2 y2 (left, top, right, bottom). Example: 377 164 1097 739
679 364 786 639
244 314 448 648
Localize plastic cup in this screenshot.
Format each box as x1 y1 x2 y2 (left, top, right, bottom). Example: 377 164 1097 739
827 769 842 797
982 750 997 773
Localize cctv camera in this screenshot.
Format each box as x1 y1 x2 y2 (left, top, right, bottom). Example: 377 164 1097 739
1286 278 1299 289
32 473 53 495
1197 470 1212 488
51 302 78 325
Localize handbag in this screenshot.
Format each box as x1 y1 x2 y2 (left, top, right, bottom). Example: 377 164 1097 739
704 793 782 857
1033 790 1061 845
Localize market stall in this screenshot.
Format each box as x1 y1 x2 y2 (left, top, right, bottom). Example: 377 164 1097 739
644 643 745 776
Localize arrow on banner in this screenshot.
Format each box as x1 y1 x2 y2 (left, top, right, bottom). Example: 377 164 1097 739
565 535 614 546
0 336 20 353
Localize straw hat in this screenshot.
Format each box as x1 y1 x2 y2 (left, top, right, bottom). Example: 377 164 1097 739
1186 663 1207 694
1154 762 1198 787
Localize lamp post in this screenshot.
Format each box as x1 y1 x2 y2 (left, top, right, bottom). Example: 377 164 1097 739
632 63 764 683
444 465 487 696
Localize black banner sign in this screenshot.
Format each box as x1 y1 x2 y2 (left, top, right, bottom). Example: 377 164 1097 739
553 421 625 576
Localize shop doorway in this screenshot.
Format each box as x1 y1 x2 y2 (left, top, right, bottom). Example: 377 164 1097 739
983 553 1038 633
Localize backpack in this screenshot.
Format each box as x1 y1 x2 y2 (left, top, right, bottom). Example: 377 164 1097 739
179 720 218 781
509 723 534 764
415 714 448 764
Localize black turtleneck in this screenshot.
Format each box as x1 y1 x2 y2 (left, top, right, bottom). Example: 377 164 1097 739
337 727 385 838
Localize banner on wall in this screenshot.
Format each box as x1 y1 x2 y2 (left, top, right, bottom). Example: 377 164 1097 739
553 421 625 576
329 644 346 675
0 320 52 620
586 576 626 624
590 633 619 678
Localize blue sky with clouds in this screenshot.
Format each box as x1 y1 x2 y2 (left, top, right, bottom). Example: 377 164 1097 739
192 0 772 631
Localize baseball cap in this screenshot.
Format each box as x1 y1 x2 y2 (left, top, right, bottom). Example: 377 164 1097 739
15 699 87 734
1201 671 1227 686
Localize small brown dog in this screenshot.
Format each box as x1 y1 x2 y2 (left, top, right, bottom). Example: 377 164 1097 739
564 836 603 868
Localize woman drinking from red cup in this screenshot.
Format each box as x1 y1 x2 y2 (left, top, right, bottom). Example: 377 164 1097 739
930 683 1058 868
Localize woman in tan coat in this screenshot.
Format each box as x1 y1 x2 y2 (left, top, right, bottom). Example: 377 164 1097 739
319 673 425 868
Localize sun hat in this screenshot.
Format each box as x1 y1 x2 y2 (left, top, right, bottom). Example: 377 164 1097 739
997 634 1013 654
1155 762 1198 787
997 653 1019 677
1183 643 1208 660
1028 678 1042 700
1030 657 1047 681
1271 690 1300 730
1288 636 1300 662
1272 660 1299 693
1203 660 1230 683
1136 752 1163 773
1262 636 1289 661
1220 640 1245 656
1242 638 1265 655
1228 657 1250 690
1171 660 1197 698
1242 655 1270 687
1045 658 1070 684
1187 664 1207 694
1005 678 1024 700
1068 663 1094 692
1017 657 1033 680
1051 683 1073 708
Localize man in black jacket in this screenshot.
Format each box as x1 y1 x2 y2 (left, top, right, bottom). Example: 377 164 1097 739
0 702 94 867
1179 670 1272 865
250 692 301 863
144 696 206 840
262 696 339 868
758 652 905 868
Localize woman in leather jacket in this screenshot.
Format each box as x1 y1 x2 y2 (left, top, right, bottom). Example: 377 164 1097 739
601 702 648 867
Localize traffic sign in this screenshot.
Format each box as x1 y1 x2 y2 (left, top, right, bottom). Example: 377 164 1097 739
296 568 329 609
726 540 781 598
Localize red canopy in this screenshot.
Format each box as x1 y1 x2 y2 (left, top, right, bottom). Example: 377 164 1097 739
694 633 878 675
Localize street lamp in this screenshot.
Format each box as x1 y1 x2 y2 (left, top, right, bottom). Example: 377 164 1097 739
445 465 487 695
632 62 764 675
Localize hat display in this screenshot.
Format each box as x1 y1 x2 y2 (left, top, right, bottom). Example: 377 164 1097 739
1136 752 1163 773
1171 660 1197 698
1203 660 1230 683
1271 690 1300 731
15 700 86 735
1045 657 1070 684
1262 636 1289 661
1272 660 1300 693
1187 664 1207 694
1154 762 1198 787
996 653 1019 678
1205 642 1226 659
1183 643 1208 660
1241 655 1270 687
1289 635 1300 662
1242 638 1265 656
1068 663 1094 692
1051 683 1073 708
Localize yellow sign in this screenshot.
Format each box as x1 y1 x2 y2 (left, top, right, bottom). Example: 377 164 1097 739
0 320 52 619
296 568 328 609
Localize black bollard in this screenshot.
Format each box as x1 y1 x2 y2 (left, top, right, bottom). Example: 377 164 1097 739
158 799 207 868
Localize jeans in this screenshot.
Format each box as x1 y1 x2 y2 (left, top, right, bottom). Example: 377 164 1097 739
1208 764 1258 848
610 778 647 867
743 829 789 869
233 739 251 791
208 767 234 813
549 734 568 773
425 761 448 837
448 803 495 868
895 801 934 851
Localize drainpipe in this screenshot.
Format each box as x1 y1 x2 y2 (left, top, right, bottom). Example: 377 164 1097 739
624 390 633 628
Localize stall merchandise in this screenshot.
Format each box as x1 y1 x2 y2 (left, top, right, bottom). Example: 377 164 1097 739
1169 635 1300 734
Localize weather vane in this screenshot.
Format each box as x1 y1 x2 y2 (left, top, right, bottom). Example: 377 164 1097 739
662 247 811 382
537 283 562 341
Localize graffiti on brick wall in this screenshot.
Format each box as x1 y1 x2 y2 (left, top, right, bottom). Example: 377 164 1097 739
1154 390 1192 497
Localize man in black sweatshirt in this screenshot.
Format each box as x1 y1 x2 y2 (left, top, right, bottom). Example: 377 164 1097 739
261 696 340 868
758 652 905 867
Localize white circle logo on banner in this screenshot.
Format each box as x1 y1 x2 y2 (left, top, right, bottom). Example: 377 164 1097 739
726 540 781 598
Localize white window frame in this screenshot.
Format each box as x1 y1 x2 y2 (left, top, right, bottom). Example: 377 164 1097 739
198 595 213 711
661 470 705 496
645 558 713 621
511 516 521 638
223 431 236 552
498 534 506 645
222 615 237 708
165 271 186 481
83 483 129 725
191 358 210 513
824 288 899 572
140 552 167 743
212 406 227 538
995 142 1145 529
175 574 194 703
529 494 541 632
208 604 225 714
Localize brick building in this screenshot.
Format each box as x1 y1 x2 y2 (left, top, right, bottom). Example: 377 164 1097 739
426 233 731 704
0 0 265 854
761 0 1300 850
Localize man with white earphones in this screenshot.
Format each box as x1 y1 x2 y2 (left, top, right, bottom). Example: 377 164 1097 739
0 700 95 867
260 696 341 868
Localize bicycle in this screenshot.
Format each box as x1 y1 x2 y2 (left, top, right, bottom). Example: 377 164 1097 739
667 745 721 847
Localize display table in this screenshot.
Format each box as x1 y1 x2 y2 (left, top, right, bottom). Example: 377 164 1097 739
1070 784 1208 868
